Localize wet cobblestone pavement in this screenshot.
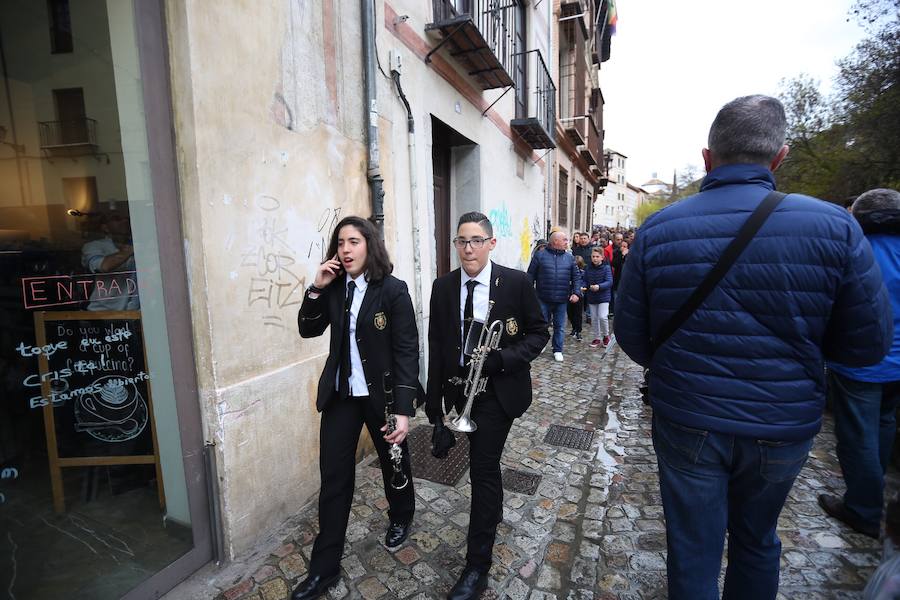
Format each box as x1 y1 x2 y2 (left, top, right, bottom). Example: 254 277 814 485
167 340 893 600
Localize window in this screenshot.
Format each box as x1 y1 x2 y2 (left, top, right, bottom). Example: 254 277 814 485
558 168 568 227
574 184 583 231
47 0 73 53
2 4 205 597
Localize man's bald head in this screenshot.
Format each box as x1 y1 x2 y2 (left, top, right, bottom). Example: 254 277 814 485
550 229 569 250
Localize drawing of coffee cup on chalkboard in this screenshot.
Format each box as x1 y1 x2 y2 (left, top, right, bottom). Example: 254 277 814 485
74 375 148 443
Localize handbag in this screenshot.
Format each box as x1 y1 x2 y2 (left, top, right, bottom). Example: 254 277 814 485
640 190 788 403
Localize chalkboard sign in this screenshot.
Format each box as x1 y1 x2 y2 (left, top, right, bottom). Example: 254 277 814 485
33 310 163 513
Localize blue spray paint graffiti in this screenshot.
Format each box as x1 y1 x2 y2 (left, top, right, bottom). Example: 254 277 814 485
489 204 512 238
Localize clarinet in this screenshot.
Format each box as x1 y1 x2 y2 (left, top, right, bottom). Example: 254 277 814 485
382 371 409 490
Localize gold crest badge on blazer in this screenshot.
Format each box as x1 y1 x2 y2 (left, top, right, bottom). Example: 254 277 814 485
374 311 387 330
505 317 519 336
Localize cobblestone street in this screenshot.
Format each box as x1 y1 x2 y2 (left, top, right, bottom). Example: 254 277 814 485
166 340 889 600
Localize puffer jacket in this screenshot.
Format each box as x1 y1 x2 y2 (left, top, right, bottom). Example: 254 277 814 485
582 262 613 304
527 247 583 304
614 164 892 441
829 209 900 383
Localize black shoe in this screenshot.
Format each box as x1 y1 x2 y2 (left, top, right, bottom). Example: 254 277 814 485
385 520 412 548
818 494 879 539
447 566 488 600
291 572 340 600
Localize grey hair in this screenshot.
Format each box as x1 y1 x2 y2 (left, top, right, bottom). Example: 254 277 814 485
851 188 900 214
707 95 787 166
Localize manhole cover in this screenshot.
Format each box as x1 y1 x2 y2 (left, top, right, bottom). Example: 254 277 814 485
502 469 542 495
544 424 594 450
370 424 470 487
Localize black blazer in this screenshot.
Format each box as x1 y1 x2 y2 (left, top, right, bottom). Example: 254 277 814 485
298 275 420 416
426 262 549 421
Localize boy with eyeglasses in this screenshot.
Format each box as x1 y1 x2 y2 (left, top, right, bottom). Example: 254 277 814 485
425 211 548 600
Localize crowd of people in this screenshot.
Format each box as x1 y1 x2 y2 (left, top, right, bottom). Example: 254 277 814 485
292 93 900 600
527 228 633 359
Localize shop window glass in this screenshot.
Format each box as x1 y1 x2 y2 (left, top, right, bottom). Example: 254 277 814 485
1 2 194 597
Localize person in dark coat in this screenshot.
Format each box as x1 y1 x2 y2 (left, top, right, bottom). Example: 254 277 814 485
614 95 892 599
292 216 419 600
526 229 582 362
566 256 586 340
582 247 613 347
820 188 900 539
426 212 548 600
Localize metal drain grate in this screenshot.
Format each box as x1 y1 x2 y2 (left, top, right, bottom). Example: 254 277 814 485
544 424 594 450
370 424 470 487
502 468 542 495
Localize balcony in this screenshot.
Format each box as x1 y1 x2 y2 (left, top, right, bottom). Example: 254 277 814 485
580 113 601 165
509 50 556 150
426 0 517 90
558 115 601 164
38 118 98 156
560 0 589 40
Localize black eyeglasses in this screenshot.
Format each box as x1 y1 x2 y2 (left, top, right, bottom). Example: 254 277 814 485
453 237 492 249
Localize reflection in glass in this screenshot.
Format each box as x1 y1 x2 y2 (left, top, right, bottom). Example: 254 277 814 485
0 1 194 598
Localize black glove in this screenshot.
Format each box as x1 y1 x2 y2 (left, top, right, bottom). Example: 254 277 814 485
482 348 503 376
431 420 456 459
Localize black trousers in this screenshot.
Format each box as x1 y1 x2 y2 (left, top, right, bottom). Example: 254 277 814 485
567 298 583 333
309 393 415 575
465 391 514 570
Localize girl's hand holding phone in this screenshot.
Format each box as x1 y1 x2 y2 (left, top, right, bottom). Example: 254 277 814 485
314 256 343 289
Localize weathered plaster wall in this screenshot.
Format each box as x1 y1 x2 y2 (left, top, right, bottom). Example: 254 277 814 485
163 0 552 559
382 0 550 287
165 0 377 557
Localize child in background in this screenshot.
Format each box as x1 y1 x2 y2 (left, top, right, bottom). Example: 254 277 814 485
567 255 586 341
583 248 613 347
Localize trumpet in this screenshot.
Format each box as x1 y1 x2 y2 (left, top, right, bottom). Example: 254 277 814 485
447 300 504 433
382 371 409 490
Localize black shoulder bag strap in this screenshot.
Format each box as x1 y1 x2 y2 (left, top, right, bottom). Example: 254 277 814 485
650 190 787 356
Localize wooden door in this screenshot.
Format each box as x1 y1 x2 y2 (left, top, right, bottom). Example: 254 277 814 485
432 141 452 277
53 88 86 144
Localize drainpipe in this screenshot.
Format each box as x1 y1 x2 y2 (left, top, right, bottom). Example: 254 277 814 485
391 69 426 377
361 0 385 238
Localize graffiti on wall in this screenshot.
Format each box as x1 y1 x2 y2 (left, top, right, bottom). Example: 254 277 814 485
307 207 343 263
488 204 512 239
240 195 307 329
519 217 533 266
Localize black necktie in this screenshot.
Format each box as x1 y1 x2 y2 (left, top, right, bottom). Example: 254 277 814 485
463 279 477 362
339 281 356 399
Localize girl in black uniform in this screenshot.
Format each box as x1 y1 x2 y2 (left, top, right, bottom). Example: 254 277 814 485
292 216 419 600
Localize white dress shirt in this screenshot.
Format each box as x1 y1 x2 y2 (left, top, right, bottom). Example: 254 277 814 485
460 261 492 364
335 273 369 397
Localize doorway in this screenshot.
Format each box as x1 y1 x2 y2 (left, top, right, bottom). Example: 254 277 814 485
53 87 87 144
431 117 478 277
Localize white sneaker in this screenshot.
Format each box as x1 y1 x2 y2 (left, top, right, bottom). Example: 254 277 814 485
553 352 564 362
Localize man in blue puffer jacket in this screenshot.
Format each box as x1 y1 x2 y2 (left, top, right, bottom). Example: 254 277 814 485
527 229 582 362
614 95 892 600
819 188 900 540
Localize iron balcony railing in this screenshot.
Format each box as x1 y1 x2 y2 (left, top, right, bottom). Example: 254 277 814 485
510 49 557 149
38 118 98 149
559 114 602 165
429 0 518 89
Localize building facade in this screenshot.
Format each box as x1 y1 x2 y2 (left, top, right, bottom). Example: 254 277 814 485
550 0 615 235
0 0 572 597
594 148 633 227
